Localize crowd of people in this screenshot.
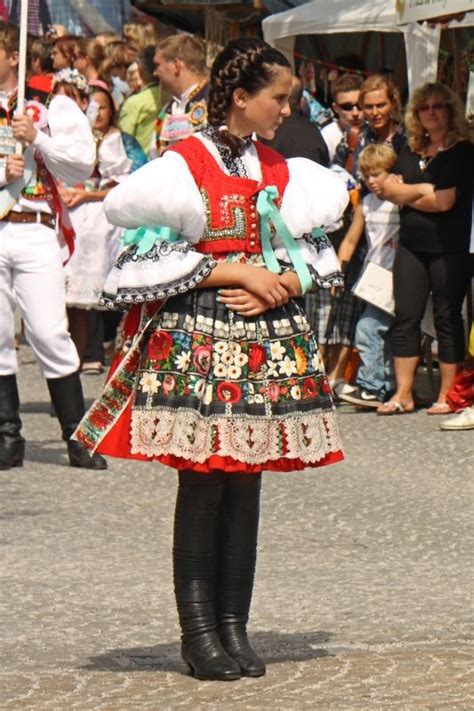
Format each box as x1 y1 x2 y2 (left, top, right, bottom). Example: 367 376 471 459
0 17 473 682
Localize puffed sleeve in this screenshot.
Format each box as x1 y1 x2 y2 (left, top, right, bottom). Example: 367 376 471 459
280 157 349 234
100 151 214 309
97 130 132 185
273 158 348 289
103 150 205 243
32 95 96 184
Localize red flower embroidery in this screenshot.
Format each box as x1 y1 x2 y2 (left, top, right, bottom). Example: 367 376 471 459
217 381 242 403
192 345 212 375
248 344 266 372
148 330 173 361
302 378 318 398
321 377 332 395
267 382 280 402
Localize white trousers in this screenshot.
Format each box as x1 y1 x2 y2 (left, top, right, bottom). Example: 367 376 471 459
0 221 80 379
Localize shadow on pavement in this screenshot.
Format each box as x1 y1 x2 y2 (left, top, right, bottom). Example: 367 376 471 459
84 630 333 676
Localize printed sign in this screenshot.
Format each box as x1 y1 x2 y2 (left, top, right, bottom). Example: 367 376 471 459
396 0 473 24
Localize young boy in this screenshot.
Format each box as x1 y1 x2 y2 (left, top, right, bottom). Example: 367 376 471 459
336 144 400 407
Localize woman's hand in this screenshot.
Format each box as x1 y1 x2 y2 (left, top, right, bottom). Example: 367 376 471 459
239 266 290 308
278 270 302 297
218 288 272 317
370 173 402 198
62 188 88 208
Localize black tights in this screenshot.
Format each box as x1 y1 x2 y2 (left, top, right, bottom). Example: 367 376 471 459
178 469 261 488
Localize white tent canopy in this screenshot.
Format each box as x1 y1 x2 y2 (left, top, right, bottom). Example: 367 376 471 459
262 0 474 92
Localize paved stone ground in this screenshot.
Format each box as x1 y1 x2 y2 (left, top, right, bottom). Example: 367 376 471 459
1 349 473 710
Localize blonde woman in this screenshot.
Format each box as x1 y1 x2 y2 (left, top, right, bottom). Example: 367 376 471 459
372 82 473 415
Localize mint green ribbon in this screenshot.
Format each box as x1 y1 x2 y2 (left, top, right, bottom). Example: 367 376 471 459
256 185 313 294
122 225 179 256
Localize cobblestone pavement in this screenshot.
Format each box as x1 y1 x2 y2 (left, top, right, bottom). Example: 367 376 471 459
1 350 473 710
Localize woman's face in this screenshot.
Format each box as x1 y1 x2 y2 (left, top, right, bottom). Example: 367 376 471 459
231 65 292 140
417 95 449 136
51 46 70 70
362 88 393 133
91 90 114 132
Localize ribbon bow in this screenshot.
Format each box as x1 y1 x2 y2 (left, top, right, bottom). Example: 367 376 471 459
122 225 179 256
256 185 313 294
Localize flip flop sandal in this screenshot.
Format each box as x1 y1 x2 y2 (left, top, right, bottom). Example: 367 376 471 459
377 400 413 416
426 402 451 416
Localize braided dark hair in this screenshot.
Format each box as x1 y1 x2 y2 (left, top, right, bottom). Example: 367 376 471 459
208 37 291 155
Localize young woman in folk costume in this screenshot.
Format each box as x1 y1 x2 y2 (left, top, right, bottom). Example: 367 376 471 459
75 38 348 681
52 71 132 364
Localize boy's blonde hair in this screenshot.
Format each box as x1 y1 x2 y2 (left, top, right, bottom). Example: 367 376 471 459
358 143 397 178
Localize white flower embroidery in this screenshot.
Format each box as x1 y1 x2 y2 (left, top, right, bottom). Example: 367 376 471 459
278 356 297 377
229 342 242 355
214 341 228 354
227 365 242 380
270 341 286 361
194 379 206 398
140 373 161 394
253 393 264 404
235 352 248 367
202 383 214 405
221 351 234 365
175 351 191 372
311 352 324 371
290 385 301 400
214 362 228 378
266 361 279 378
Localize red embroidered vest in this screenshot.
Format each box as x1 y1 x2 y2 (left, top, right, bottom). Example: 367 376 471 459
168 136 289 256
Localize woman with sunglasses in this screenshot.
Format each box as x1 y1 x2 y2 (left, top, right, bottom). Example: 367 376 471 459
372 82 473 415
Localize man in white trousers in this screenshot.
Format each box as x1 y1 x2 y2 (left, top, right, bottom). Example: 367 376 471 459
0 21 106 470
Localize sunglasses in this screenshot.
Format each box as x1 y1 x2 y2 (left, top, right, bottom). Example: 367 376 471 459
336 102 362 111
418 102 446 113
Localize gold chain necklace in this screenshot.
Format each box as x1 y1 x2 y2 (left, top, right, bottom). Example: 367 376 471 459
419 145 443 171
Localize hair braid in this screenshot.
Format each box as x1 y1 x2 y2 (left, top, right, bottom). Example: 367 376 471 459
207 38 291 155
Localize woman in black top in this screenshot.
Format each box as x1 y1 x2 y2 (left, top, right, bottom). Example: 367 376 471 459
372 82 473 415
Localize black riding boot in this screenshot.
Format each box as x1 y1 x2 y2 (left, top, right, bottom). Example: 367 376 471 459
46 372 107 470
0 375 25 470
217 474 265 677
173 470 241 681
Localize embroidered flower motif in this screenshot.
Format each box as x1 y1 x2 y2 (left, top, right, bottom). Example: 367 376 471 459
214 341 228 355
294 347 308 375
253 393 264 404
235 352 248 367
290 385 301 400
175 351 191 372
140 373 161 394
202 383 214 405
217 381 242 403
221 351 234 366
148 331 173 361
229 342 242 355
278 356 297 377
227 364 242 380
270 341 286 361
311 352 324 371
194 379 206 398
248 344 266 372
321 377 332 395
267 382 280 402
266 361 279 378
192 345 212 375
214 362 228 378
162 374 176 394
302 378 318 398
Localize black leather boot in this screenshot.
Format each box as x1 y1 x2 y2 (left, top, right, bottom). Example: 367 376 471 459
0 375 25 470
217 474 266 677
46 372 107 470
174 471 241 681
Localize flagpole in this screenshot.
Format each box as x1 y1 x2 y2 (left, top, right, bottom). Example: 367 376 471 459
15 0 28 153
